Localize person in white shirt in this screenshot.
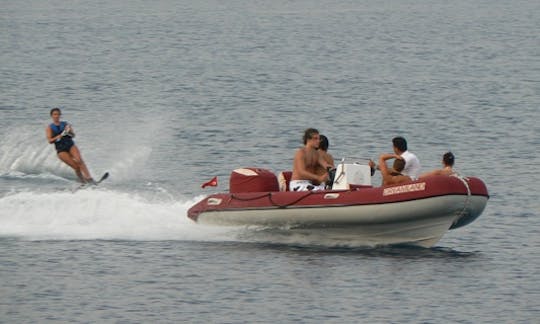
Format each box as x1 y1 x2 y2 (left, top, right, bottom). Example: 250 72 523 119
392 136 421 180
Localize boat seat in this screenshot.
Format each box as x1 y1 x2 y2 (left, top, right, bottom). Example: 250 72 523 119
278 171 292 191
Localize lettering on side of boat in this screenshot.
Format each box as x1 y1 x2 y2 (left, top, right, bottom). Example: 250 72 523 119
207 198 222 205
383 182 426 196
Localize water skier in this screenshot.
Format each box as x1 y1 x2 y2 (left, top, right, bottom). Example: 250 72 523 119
46 108 95 184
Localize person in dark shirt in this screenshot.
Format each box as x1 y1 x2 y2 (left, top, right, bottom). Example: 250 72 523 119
46 108 94 184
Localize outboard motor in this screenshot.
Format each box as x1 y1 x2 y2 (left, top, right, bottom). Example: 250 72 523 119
229 168 279 193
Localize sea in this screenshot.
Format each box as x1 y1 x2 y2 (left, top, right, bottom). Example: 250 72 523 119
1 0 539 322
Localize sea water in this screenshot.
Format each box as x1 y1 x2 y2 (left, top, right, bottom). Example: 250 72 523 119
1 0 539 322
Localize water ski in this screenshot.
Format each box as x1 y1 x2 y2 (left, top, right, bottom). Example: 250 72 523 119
95 172 109 184
72 172 109 192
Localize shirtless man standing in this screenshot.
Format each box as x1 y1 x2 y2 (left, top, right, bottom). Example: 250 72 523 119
289 128 331 191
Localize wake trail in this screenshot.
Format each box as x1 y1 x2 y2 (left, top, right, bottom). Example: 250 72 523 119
0 189 237 242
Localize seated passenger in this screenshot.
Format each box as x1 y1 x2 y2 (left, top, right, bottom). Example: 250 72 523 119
317 134 336 189
379 153 412 186
318 134 335 167
392 136 421 180
419 152 456 178
290 128 331 191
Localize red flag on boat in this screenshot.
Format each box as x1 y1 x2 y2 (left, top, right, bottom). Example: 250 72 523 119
201 176 218 188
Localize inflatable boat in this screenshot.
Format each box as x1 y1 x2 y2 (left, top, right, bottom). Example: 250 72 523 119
187 161 489 247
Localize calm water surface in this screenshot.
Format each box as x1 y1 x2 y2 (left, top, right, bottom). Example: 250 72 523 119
1 0 539 322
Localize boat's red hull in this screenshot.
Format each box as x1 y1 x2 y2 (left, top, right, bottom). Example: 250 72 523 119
187 175 488 247
188 175 488 224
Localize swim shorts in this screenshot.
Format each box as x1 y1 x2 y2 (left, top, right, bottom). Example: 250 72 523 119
55 138 74 153
289 180 325 192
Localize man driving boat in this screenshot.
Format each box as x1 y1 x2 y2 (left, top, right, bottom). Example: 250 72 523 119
290 128 331 191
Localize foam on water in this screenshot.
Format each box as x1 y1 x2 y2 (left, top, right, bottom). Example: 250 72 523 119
0 189 239 241
0 131 74 179
0 187 393 247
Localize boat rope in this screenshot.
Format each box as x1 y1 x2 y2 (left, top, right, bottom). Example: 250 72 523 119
451 173 471 225
230 192 273 201
230 191 315 208
268 192 314 208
